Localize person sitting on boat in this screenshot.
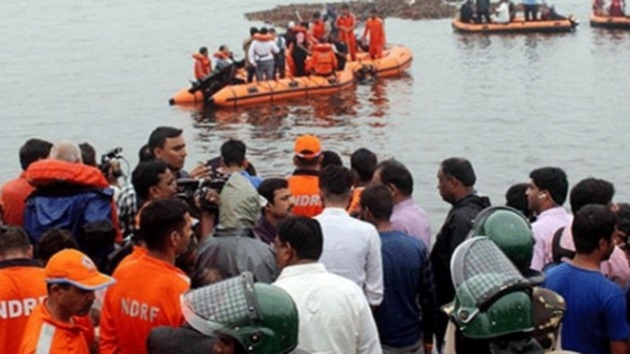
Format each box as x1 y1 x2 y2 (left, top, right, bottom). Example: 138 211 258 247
306 43 338 77
247 27 280 82
361 8 386 60
539 2 568 20
193 47 212 82
493 0 511 23
593 0 606 15
476 0 492 23
523 0 539 21
214 45 233 70
460 0 476 23
329 33 348 70
608 0 626 17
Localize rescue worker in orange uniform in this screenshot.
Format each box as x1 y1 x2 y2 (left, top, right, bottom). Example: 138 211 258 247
306 43 338 76
336 4 357 61
0 226 47 354
361 9 386 59
192 47 212 81
99 199 191 354
287 135 324 218
19 249 115 354
311 11 327 43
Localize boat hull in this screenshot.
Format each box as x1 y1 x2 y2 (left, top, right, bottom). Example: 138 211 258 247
590 14 630 29
452 17 577 33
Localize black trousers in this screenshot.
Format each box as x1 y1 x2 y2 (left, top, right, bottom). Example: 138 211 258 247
524 4 538 20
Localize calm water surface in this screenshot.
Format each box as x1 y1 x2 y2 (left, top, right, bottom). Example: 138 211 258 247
2 0 630 231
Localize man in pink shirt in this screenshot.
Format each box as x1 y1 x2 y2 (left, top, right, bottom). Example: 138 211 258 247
372 159 431 247
527 167 572 271
557 177 630 288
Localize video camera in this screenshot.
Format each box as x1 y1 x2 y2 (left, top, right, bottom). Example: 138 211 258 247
176 173 229 215
100 147 124 179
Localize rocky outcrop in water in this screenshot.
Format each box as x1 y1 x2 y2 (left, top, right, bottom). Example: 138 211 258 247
245 0 457 27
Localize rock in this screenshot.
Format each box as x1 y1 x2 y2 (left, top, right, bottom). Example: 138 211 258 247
245 0 456 27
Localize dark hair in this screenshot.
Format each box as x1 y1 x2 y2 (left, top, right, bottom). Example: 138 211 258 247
319 165 354 197
616 203 630 236
138 144 154 163
79 142 97 167
529 167 568 205
360 185 393 220
294 155 320 168
139 199 189 252
321 150 343 169
313 11 321 18
258 178 289 206
148 127 183 153
572 204 617 254
132 161 170 202
505 183 531 219
569 178 615 214
250 27 259 36
219 44 228 51
377 159 413 195
19 138 52 171
259 27 269 35
351 148 377 183
199 47 208 55
220 139 246 167
0 226 31 257
277 217 323 260
342 4 350 9
37 228 78 266
441 157 476 187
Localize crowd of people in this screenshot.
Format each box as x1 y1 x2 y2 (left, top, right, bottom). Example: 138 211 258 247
192 5 386 84
593 0 627 17
459 0 568 24
1 128 630 354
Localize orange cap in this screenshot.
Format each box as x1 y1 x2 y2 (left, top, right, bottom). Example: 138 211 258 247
45 249 115 291
294 135 321 159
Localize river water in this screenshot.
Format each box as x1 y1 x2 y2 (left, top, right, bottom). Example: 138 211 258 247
2 0 629 231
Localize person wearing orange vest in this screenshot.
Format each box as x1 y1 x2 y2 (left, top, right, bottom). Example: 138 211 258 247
306 43 338 76
99 199 191 354
0 226 47 354
192 47 211 81
19 249 115 354
347 148 378 217
311 11 327 43
0 138 52 227
336 4 357 61
361 9 386 60
288 135 324 218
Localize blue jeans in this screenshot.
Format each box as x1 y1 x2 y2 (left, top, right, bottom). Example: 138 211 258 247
255 60 275 81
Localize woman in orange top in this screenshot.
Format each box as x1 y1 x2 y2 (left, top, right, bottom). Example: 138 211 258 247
336 4 357 61
362 9 386 59
192 47 211 81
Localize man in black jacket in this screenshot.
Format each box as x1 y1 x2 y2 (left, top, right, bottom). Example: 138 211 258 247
430 157 491 351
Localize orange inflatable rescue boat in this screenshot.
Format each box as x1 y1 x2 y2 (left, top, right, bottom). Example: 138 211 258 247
590 13 630 29
452 17 578 33
347 45 413 78
169 69 354 108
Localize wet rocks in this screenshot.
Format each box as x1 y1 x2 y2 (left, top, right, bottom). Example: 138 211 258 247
245 0 457 27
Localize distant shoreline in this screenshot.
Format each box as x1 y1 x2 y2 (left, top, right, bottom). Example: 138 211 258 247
245 0 457 27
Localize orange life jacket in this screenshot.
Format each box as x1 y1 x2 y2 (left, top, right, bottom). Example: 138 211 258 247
311 19 326 42
309 44 337 76
192 53 211 80
253 33 274 42
287 171 322 218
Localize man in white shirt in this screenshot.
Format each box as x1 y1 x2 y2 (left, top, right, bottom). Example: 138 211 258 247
273 216 382 354
247 27 279 82
493 0 511 23
314 165 384 306
526 167 571 270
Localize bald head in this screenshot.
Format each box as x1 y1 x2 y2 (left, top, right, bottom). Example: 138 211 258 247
49 140 83 163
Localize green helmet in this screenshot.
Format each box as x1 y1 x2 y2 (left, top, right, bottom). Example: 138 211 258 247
450 237 535 339
181 272 298 354
470 206 538 280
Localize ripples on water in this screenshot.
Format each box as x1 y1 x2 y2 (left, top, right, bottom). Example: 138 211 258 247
2 0 630 229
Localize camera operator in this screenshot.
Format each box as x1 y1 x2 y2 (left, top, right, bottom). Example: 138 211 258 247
194 139 277 283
